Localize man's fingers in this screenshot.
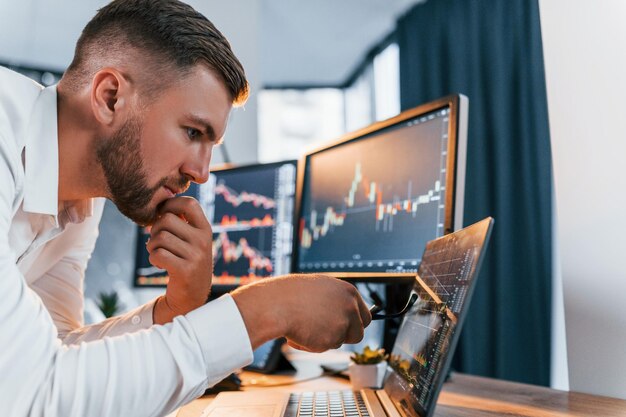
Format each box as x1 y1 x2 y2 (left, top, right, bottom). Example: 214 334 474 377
151 212 193 244
344 301 366 345
147 230 192 259
148 247 179 270
158 196 210 229
356 293 373 328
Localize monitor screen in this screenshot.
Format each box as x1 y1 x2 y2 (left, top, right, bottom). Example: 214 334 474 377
294 95 468 277
134 160 297 288
383 217 493 417
202 161 297 286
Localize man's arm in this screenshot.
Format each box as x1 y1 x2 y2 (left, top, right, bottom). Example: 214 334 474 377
27 199 161 344
32 196 212 343
2 265 253 416
145 196 372 350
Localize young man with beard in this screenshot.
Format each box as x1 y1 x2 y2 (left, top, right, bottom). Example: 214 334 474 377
0 1 371 416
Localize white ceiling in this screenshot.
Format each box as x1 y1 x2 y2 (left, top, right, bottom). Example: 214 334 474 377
0 0 424 87
260 0 424 86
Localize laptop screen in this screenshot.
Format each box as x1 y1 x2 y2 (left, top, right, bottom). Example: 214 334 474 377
381 218 493 417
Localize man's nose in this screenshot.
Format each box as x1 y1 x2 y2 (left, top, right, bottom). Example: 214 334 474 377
183 146 212 184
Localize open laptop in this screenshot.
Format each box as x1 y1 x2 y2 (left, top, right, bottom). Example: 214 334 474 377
200 217 494 417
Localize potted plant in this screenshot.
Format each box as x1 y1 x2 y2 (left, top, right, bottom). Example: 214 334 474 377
349 346 388 389
97 291 120 318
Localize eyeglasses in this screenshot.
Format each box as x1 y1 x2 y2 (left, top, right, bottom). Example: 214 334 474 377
369 293 418 320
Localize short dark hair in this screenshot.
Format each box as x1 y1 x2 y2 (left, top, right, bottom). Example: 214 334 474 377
63 0 248 106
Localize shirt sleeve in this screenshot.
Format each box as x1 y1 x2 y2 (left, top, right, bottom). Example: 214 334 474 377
0 136 254 416
3 270 253 417
28 198 161 343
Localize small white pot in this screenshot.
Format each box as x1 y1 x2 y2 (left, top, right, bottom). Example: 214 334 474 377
348 361 387 390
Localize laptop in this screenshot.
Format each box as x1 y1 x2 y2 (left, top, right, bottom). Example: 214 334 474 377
200 217 494 417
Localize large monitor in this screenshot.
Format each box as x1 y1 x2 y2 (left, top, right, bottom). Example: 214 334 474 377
134 160 298 289
293 95 468 279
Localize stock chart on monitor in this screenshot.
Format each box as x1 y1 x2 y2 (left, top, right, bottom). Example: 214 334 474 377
199 161 296 286
296 97 466 275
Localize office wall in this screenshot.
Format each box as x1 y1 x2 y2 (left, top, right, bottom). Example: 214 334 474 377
539 0 626 398
190 1 259 165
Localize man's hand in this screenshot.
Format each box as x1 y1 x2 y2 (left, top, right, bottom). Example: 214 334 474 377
231 275 372 352
147 197 213 324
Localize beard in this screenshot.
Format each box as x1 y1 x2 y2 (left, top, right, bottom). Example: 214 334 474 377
96 114 189 226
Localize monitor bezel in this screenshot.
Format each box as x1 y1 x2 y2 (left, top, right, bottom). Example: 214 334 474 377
208 159 298 176
133 159 298 290
291 94 468 280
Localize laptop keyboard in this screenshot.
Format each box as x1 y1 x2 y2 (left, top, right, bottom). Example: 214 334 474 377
284 390 370 417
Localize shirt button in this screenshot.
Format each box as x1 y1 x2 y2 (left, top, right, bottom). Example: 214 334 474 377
131 315 141 325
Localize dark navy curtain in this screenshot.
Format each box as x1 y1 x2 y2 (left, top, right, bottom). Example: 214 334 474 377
397 0 552 385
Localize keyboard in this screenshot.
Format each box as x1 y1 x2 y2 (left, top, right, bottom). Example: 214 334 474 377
284 390 370 417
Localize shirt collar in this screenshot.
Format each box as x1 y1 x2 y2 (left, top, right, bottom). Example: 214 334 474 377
22 84 94 225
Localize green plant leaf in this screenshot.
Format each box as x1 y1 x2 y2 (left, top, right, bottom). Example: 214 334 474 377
97 291 120 318
350 345 388 364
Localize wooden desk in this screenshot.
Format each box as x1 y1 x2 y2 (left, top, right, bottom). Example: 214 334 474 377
177 350 626 417
436 373 626 417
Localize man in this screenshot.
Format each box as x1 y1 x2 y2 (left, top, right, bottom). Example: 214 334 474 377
0 1 371 416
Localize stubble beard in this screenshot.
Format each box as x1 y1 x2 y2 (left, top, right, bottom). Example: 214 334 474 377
96 115 163 226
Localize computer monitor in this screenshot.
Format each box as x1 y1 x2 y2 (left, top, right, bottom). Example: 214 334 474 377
134 160 298 289
293 94 468 280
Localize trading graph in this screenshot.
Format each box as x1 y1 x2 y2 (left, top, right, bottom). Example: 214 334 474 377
211 232 274 282
300 163 445 248
298 108 451 273
200 162 296 285
214 182 277 210
383 219 492 416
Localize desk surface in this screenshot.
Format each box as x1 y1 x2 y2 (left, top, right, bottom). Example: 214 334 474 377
178 349 626 417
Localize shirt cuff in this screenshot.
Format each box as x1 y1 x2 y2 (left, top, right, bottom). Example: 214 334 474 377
128 297 158 328
185 294 253 384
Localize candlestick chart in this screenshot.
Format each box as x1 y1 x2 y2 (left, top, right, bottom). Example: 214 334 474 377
297 109 451 273
201 162 296 285
384 219 492 415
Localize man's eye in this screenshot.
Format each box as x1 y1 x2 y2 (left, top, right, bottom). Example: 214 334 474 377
186 127 201 140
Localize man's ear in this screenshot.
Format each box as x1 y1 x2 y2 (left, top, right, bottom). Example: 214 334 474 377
90 68 132 126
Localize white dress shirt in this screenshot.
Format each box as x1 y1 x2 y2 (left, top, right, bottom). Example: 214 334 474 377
0 66 253 417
